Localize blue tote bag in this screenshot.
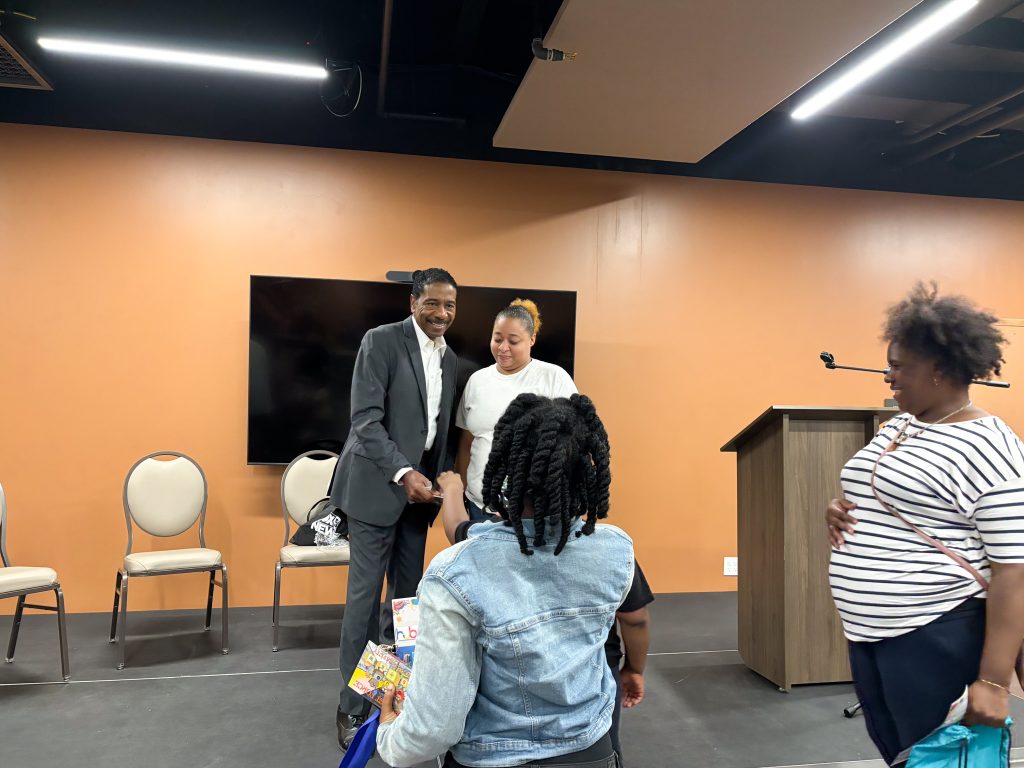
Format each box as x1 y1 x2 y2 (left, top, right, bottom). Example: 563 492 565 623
338 710 381 768
905 721 1012 768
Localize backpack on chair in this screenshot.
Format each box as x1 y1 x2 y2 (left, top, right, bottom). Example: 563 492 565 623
289 498 348 547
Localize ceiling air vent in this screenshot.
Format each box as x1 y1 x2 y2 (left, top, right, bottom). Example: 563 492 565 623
0 31 51 90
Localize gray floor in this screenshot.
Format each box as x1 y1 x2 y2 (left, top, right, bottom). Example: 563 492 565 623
0 593 1021 768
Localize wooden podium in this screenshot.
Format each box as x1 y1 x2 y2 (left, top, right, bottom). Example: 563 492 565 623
721 406 896 690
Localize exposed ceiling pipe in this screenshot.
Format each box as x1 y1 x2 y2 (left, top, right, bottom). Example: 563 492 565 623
976 143 1024 172
376 0 393 116
903 79 1024 144
892 99 1024 166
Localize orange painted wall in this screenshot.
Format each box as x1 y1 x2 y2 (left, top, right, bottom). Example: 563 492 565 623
2 122 1024 614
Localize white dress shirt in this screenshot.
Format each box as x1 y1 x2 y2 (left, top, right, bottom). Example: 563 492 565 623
394 318 446 484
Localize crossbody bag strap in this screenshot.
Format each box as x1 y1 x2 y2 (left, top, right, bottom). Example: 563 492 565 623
872 429 1024 692
870 428 990 592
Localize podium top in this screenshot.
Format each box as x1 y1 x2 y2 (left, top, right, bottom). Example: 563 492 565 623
720 405 898 453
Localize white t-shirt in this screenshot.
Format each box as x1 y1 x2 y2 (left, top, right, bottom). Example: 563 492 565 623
456 359 578 507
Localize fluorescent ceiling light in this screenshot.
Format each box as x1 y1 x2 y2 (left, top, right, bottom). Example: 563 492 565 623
791 0 977 120
37 37 326 80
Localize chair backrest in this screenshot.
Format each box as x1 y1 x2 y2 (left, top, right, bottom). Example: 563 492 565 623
123 453 208 549
0 481 9 568
281 451 339 532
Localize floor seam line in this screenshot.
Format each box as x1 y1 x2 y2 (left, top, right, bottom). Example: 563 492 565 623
0 667 338 686
1 648 741 686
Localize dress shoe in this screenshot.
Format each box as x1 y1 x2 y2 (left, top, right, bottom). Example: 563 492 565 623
337 709 367 752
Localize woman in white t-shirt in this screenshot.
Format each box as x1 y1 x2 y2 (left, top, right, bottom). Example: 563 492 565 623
456 299 577 518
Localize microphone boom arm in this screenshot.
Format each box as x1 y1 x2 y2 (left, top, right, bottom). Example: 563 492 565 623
819 351 1010 389
826 363 889 375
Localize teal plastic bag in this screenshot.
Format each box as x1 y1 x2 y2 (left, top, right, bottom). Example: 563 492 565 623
904 720 1012 768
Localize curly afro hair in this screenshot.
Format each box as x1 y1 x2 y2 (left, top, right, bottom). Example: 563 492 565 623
882 282 1006 386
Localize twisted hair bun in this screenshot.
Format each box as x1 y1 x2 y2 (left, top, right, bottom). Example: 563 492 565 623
496 298 542 337
509 298 541 335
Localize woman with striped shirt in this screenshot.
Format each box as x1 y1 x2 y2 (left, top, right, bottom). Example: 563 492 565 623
826 283 1024 764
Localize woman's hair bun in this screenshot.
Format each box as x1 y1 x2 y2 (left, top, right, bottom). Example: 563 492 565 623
509 298 541 335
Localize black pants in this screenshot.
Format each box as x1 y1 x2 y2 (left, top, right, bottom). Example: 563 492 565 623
609 665 624 766
848 598 985 765
337 503 431 715
442 733 616 768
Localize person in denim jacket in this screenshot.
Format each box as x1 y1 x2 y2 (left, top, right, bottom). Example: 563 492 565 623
439 477 652 768
375 393 634 767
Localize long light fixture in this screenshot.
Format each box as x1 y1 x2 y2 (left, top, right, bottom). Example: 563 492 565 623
38 37 326 80
791 0 977 120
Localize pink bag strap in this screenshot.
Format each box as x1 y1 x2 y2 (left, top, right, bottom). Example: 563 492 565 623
870 422 990 591
870 419 1024 693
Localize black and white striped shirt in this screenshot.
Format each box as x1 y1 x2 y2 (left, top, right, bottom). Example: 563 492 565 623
829 413 1024 642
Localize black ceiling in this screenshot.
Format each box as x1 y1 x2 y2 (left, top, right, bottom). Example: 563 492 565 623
3 0 1024 202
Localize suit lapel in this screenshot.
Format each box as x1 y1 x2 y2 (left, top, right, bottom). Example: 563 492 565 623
402 317 429 418
441 346 457 404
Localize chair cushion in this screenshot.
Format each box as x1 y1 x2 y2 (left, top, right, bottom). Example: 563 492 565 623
280 542 350 565
124 548 222 574
0 566 58 594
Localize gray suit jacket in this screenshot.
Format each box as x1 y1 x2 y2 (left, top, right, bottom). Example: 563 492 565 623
329 316 458 526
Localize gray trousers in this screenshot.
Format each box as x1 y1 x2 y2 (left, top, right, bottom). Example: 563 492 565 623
338 504 431 714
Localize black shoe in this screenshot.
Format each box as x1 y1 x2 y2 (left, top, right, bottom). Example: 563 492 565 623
337 709 367 752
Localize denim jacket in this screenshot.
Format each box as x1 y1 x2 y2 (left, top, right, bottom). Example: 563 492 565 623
376 518 635 767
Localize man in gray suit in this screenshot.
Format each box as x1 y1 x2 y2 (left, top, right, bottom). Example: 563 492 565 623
334 268 459 749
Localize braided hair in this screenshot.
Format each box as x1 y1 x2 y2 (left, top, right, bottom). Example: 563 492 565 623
481 393 611 556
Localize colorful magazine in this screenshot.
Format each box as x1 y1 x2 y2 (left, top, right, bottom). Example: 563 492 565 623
347 641 412 712
392 597 420 666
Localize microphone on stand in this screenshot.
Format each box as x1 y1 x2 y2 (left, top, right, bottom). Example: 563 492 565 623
818 351 1010 388
818 351 888 376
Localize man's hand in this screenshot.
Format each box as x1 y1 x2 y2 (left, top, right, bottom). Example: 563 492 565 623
437 471 464 498
401 470 436 503
380 684 401 725
964 680 1011 728
620 666 645 708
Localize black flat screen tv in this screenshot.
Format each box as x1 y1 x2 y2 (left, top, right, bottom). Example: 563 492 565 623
248 275 577 465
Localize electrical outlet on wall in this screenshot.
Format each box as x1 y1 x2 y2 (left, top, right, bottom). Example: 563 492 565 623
723 557 738 576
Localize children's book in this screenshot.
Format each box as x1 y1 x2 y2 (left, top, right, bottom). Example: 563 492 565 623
392 597 420 666
347 641 412 712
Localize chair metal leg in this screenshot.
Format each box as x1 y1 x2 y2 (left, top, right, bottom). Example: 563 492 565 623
109 570 122 643
5 595 26 662
117 571 129 670
55 586 70 682
220 565 229 655
272 562 282 652
204 570 215 631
